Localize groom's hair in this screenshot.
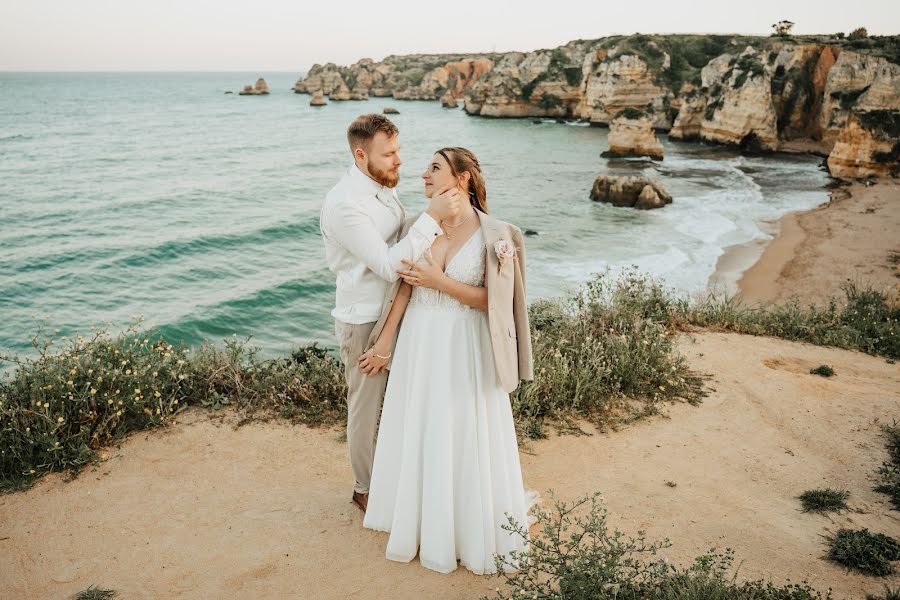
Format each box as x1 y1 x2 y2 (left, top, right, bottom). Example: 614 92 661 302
347 114 398 153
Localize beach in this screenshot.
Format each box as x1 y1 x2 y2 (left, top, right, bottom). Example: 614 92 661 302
713 179 900 307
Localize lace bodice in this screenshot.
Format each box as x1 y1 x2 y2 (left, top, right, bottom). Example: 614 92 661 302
408 229 486 312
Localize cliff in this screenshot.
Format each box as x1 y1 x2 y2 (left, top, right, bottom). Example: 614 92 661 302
293 34 900 177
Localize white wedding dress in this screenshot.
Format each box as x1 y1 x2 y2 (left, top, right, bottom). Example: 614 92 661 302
363 227 537 575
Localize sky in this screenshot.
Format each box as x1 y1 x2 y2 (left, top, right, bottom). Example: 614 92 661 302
1 1 897 71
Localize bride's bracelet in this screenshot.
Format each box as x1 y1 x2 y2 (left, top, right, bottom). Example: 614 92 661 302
373 349 392 359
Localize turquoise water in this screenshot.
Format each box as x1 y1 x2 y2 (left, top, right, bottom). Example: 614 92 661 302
0 72 831 363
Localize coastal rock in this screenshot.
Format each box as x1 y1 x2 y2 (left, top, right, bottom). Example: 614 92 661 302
295 63 347 96
383 107 400 114
440 92 458 108
254 78 269 94
819 51 900 147
589 175 673 209
292 35 900 157
698 47 779 151
329 83 352 101
602 110 664 159
827 110 900 179
669 84 706 140
310 92 327 106
577 53 671 128
464 45 589 118
636 184 667 209
238 78 270 95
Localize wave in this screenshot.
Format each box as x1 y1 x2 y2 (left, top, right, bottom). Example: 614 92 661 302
0 134 30 142
153 269 335 350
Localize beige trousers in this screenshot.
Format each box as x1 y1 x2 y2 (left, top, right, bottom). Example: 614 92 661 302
334 319 388 494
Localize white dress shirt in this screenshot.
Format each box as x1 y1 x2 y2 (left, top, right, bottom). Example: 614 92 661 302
320 164 443 324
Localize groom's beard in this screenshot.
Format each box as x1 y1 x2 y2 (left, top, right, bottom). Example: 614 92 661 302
368 162 400 188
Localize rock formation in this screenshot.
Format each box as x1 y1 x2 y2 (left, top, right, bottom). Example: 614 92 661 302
239 78 270 95
383 107 400 114
590 175 673 210
291 34 900 163
827 110 900 178
602 110 664 159
310 92 326 106
441 92 458 108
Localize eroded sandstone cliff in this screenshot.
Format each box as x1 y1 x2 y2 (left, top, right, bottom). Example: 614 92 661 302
293 34 899 177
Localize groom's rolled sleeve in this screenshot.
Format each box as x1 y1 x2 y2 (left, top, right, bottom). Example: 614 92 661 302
335 203 442 282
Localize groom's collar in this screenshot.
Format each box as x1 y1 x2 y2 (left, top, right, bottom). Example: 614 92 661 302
349 163 394 198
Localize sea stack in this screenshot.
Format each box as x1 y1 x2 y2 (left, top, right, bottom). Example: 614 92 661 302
383 107 400 114
602 109 664 160
590 175 672 210
310 91 327 106
238 78 270 95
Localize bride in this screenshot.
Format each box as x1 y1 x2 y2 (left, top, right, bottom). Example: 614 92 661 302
357 146 537 575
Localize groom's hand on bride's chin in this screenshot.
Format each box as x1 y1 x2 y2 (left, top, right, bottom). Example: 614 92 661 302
427 185 461 221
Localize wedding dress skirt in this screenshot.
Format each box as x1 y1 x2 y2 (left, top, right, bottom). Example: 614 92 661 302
363 229 537 574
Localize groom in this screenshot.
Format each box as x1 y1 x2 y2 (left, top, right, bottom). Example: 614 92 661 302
320 114 460 512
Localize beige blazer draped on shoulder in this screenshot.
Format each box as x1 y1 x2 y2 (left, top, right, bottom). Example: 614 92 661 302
367 207 534 393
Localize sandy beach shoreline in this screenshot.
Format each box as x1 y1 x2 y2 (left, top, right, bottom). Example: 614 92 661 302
711 179 900 308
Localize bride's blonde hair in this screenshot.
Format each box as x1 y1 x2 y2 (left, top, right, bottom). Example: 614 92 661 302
435 147 487 214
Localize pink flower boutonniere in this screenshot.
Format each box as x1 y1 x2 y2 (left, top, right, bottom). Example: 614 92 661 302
494 239 517 274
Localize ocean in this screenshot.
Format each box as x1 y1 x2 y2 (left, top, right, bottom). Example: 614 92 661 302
0 72 831 363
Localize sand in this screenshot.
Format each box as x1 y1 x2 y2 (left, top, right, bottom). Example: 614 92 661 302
727 180 900 307
1 331 898 599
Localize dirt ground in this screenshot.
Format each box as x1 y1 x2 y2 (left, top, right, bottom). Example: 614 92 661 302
1 331 899 599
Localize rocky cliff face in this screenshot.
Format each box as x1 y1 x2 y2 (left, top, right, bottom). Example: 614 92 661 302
602 111 665 159
827 110 900 178
294 34 899 176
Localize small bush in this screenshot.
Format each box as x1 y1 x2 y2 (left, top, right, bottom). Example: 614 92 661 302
485 492 834 600
874 420 900 510
614 107 645 120
827 528 900 576
74 587 118 600
866 586 900 600
810 364 835 377
799 488 848 512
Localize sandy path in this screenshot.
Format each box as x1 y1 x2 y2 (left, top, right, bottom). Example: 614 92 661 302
734 180 900 307
1 332 899 599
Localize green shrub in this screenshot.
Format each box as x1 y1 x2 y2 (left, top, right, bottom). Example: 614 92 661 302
74 586 118 600
485 492 834 600
866 586 900 600
827 528 900 576
614 107 646 120
799 488 848 512
810 364 835 377
0 320 346 492
511 272 705 434
874 420 900 510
